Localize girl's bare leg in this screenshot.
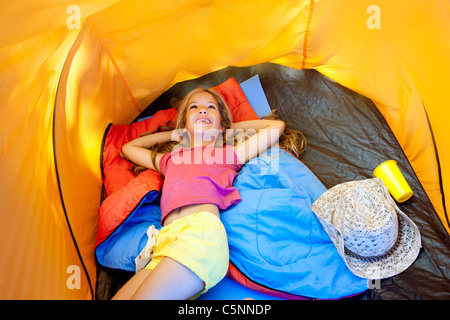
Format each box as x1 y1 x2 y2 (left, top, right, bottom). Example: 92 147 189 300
112 257 204 300
131 257 204 300
111 268 152 300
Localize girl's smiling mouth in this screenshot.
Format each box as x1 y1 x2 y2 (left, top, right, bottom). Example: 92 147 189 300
195 117 212 124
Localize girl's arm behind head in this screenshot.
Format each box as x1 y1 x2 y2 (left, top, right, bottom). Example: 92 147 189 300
230 111 306 164
121 130 176 173
231 119 286 164
260 111 307 158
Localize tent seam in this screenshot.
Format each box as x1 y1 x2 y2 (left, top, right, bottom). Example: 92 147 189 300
52 27 95 299
420 102 450 234
92 24 142 113
301 0 314 69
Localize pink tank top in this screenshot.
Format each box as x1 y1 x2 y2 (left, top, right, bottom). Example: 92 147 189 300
158 145 243 222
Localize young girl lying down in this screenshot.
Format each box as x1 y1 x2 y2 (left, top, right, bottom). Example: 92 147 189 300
113 87 304 300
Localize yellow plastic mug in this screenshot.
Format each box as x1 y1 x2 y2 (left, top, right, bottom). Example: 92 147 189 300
373 160 413 203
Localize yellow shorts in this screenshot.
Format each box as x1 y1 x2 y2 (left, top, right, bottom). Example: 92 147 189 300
145 212 229 293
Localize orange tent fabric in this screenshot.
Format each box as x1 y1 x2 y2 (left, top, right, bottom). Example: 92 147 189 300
0 0 448 299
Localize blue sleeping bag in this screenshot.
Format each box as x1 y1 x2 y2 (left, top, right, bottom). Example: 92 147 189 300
222 147 368 299
95 147 368 299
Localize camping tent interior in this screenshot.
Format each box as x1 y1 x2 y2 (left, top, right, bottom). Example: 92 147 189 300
0 0 449 299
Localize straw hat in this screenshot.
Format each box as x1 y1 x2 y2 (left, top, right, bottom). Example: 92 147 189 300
311 178 421 279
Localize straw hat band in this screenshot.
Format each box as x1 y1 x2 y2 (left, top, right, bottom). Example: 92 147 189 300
332 188 399 258
343 217 402 262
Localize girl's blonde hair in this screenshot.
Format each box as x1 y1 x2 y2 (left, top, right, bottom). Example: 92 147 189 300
124 87 306 175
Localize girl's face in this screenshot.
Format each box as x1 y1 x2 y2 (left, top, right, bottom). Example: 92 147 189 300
184 91 224 144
